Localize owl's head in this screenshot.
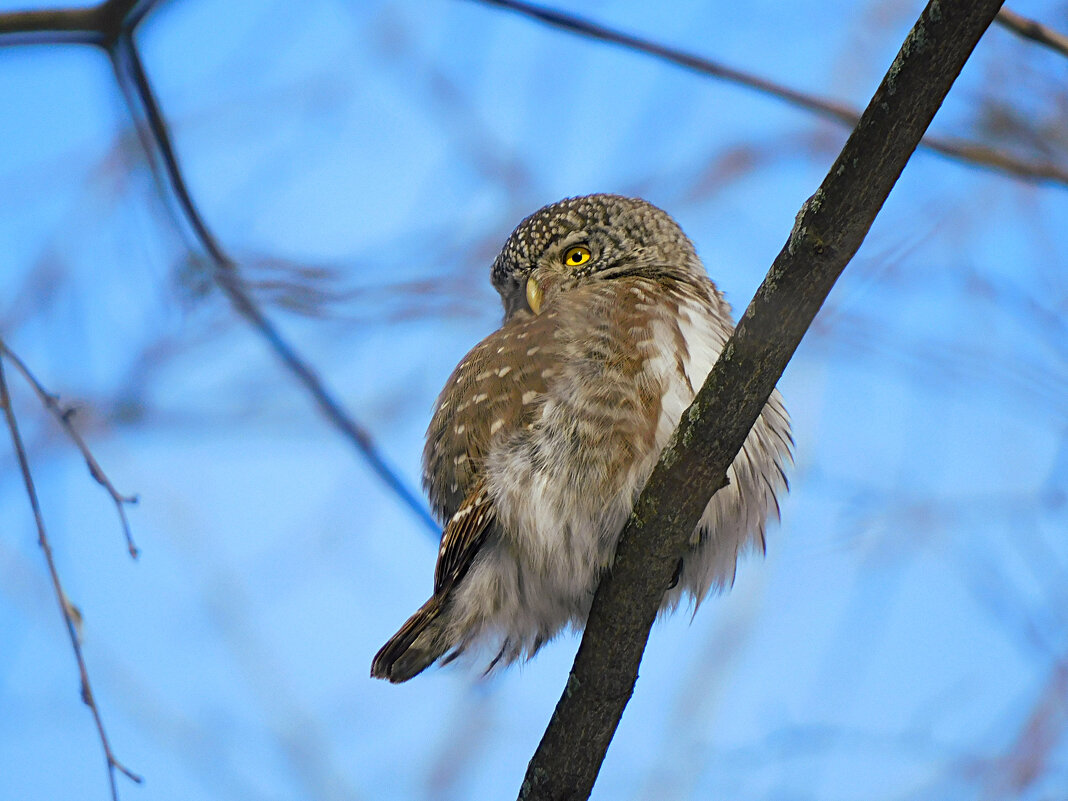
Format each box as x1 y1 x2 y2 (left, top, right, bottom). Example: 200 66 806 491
490 194 703 322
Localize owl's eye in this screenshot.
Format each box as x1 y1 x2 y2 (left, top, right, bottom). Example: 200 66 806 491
563 246 591 267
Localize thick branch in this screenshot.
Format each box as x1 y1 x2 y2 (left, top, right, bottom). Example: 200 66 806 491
474 0 1068 188
519 1 1006 799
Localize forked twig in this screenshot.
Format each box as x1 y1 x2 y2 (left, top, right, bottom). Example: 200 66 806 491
0 340 140 558
0 353 143 801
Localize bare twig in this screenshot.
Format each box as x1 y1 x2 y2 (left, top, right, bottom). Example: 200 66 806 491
996 8 1068 59
0 340 140 558
472 0 1068 188
518 0 1007 798
0 354 143 801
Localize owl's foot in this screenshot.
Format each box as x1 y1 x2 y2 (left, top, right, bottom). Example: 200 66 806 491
667 558 684 590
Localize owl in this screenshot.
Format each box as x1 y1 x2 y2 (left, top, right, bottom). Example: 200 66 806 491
371 194 791 682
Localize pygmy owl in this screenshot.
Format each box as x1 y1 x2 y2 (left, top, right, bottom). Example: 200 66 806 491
371 194 791 682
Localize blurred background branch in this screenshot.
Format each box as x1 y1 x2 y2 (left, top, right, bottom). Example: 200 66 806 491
996 7 1068 58
1 0 438 537
0 349 143 801
474 0 1068 187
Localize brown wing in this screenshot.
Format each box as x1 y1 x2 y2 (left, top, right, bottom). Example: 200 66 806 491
423 311 560 521
371 479 496 682
434 478 495 595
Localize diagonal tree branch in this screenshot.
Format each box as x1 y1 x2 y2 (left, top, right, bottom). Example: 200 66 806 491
518 0 1007 798
0 354 143 801
472 0 1068 189
3 2 1064 185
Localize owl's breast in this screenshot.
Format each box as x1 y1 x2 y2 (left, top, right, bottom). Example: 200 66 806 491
478 276 732 570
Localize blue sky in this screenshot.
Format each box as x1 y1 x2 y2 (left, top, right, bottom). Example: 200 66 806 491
1 1 1066 799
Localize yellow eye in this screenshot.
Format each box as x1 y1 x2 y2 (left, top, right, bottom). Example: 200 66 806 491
563 246 591 267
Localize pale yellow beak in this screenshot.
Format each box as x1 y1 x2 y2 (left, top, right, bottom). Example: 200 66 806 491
526 276 543 315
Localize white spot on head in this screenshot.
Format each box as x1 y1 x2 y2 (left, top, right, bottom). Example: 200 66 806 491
522 390 538 404
526 346 540 356
454 454 469 465
455 424 466 435
497 366 512 377
473 393 488 403
490 419 504 435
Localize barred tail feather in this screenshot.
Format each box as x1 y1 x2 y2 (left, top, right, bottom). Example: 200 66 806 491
371 596 452 683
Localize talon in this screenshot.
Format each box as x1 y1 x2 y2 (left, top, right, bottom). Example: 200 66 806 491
668 558 683 590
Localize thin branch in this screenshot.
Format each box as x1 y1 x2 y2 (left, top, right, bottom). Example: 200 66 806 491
0 354 143 801
518 0 1007 798
996 7 1068 59
104 33 439 535
472 0 1068 189
0 340 140 558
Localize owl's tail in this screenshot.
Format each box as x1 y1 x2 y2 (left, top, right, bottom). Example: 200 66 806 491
371 596 453 683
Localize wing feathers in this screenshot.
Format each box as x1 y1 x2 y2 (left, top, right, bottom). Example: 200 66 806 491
434 480 495 594
371 480 496 682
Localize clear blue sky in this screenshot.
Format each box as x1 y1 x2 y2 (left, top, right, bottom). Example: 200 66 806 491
1 1 1066 799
